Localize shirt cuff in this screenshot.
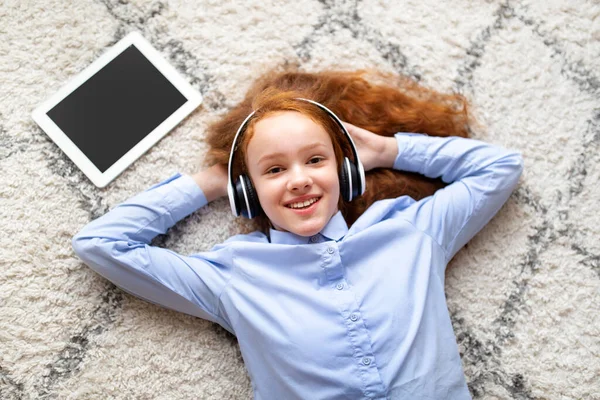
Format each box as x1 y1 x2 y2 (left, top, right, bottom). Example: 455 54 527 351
392 132 425 171
146 173 209 222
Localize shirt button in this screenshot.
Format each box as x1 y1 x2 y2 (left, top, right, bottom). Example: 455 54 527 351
327 247 334 254
362 357 371 366
310 235 319 243
336 282 344 290
350 313 358 321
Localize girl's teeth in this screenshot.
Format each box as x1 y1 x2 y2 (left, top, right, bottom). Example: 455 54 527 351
289 198 318 209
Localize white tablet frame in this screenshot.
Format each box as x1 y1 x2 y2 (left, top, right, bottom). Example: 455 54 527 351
32 31 202 188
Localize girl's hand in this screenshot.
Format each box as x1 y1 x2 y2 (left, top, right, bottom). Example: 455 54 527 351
342 122 398 172
191 164 228 203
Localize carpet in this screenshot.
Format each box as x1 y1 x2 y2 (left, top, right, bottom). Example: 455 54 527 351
1 0 599 399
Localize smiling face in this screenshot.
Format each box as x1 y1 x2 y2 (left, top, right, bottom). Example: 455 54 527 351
245 111 340 237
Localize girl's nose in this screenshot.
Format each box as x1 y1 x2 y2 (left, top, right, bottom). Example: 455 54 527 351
287 166 313 191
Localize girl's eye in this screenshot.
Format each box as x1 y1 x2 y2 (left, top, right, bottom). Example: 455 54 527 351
308 157 323 164
267 167 282 174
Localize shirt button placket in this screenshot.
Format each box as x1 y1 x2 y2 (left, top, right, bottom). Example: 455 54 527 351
323 246 343 285
323 244 385 397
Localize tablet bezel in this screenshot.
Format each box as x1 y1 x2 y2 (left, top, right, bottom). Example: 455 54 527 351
32 31 202 188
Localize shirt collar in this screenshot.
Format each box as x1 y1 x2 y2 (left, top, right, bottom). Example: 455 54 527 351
268 211 348 245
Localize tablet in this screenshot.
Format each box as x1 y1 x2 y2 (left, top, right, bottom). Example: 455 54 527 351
32 32 202 188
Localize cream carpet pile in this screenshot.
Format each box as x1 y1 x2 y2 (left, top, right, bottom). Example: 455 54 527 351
1 0 599 399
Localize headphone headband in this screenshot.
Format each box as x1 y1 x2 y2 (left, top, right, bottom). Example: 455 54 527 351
227 98 366 217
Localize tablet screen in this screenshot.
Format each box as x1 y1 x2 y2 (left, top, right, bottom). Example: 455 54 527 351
46 44 187 173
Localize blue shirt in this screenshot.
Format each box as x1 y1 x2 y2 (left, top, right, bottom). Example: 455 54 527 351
72 133 523 400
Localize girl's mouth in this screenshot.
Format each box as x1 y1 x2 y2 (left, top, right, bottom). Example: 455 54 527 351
285 197 321 214
285 197 321 209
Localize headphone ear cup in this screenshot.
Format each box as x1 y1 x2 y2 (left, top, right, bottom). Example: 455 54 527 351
233 176 246 217
339 157 361 202
241 175 261 219
348 160 360 199
339 157 351 202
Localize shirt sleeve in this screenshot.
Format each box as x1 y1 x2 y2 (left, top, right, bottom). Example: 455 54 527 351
392 132 524 263
71 173 235 333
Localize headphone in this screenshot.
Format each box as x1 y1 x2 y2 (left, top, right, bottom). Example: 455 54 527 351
227 98 366 219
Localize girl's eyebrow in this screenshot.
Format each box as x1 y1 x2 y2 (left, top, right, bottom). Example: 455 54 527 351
257 142 328 165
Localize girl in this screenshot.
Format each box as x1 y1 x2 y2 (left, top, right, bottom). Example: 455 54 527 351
72 69 523 399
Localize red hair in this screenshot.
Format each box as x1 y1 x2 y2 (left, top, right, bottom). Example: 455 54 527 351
205 67 472 233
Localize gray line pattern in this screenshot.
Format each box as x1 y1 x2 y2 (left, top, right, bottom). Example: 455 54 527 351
99 0 227 111
0 119 54 163
564 110 600 203
572 244 600 279
493 218 555 343
515 11 600 98
33 284 124 398
456 0 600 102
100 0 166 31
0 365 24 400
454 1 511 92
39 125 109 221
0 116 13 161
452 313 536 399
293 0 422 81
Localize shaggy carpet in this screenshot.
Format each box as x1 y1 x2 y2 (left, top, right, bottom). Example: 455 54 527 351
1 0 599 399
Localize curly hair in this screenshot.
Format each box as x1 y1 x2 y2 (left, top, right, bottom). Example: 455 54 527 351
204 67 473 233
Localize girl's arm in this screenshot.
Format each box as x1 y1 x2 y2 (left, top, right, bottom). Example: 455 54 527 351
345 123 524 263
390 132 523 262
71 165 236 333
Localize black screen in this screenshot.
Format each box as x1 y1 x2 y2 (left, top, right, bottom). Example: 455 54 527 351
47 45 188 173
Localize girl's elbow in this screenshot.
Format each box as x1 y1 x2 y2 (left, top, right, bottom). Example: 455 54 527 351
511 152 524 175
494 152 524 189
71 234 100 262
501 150 524 175
71 234 89 260
506 152 524 187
